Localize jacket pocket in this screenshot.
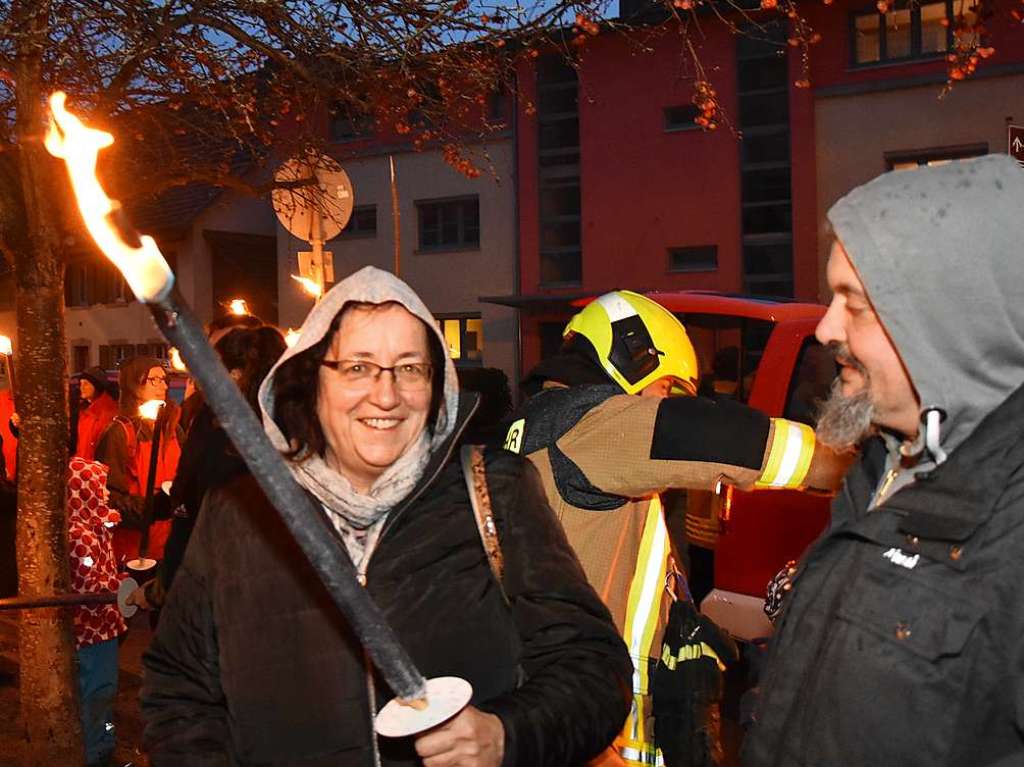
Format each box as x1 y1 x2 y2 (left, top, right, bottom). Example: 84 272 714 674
796 570 983 767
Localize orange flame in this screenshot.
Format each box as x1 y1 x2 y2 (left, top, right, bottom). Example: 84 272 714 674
44 92 173 303
229 299 249 316
284 328 301 348
0 336 12 357
291 274 322 298
138 399 166 421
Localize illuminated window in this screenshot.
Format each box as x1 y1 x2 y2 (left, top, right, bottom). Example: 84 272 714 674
851 0 953 66
437 315 483 365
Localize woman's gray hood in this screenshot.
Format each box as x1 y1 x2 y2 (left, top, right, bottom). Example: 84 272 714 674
257 266 459 556
827 154 1024 459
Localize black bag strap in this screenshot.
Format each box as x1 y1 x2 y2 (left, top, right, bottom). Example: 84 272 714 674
460 444 508 605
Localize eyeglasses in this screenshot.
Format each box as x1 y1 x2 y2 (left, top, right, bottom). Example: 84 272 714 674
321 359 433 391
145 376 168 386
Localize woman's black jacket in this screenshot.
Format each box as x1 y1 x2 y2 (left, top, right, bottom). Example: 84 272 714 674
140 433 632 766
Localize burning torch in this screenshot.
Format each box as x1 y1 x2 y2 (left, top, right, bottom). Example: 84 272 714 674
44 92 467 728
0 335 16 398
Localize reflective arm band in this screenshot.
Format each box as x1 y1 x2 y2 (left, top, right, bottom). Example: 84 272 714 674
755 418 816 490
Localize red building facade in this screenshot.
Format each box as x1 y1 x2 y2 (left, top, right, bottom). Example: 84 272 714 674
506 0 1024 374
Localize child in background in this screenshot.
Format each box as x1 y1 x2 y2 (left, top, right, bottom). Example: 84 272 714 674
67 456 127 767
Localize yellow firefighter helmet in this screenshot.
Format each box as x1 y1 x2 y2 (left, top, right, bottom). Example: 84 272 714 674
564 290 699 395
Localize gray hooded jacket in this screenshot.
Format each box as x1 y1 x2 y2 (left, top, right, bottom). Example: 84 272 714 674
746 157 1024 767
828 154 1024 460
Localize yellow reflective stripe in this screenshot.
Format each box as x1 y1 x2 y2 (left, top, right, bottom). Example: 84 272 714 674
620 744 665 766
756 419 815 489
621 495 670 750
659 641 726 672
503 418 525 454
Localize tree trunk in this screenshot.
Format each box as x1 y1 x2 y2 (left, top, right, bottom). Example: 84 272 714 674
12 1 85 764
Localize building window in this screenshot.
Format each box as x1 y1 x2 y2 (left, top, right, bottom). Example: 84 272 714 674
341 205 377 238
437 315 483 365
99 344 136 370
668 246 718 273
135 342 169 360
537 55 582 286
664 105 700 132
65 259 135 307
328 106 373 142
417 196 480 252
851 0 960 66
885 144 988 170
72 345 90 372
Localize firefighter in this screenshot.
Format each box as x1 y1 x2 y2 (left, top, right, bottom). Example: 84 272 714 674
507 290 848 767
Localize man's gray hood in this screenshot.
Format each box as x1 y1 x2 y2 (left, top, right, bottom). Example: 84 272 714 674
828 154 1024 458
257 266 459 557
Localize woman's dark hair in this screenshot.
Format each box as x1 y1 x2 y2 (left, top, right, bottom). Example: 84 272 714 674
273 302 446 462
214 326 287 412
206 312 263 337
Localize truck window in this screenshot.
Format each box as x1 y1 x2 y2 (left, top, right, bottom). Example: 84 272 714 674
675 313 773 404
783 338 838 426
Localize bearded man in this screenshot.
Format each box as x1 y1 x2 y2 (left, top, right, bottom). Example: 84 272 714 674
744 154 1024 767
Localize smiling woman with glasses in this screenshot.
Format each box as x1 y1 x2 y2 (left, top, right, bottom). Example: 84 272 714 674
141 266 632 767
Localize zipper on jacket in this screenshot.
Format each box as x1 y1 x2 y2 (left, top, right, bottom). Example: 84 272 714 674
872 468 899 509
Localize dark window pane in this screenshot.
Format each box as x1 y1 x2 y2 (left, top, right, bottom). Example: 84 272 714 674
538 86 578 114
540 251 582 285
342 205 377 238
743 241 792 275
539 118 580 150
540 185 580 217
537 57 578 85
742 203 792 234
743 277 793 298
418 197 479 251
742 167 791 203
739 92 788 127
539 149 580 167
737 57 788 92
668 246 718 272
664 105 698 130
742 132 790 164
541 221 581 250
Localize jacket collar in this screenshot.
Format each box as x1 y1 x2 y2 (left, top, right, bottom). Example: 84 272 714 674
846 380 1024 542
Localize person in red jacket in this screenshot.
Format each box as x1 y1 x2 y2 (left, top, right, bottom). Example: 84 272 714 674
95 357 182 564
75 366 119 461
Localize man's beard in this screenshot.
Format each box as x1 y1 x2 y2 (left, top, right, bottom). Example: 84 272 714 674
815 343 875 450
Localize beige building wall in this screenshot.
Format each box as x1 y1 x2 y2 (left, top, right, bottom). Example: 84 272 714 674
276 140 519 383
0 190 277 370
814 73 1024 299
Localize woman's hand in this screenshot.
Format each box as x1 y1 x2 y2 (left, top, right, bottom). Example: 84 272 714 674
413 706 504 767
125 585 152 611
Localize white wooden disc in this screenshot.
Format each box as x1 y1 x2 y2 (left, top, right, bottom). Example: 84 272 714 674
374 676 473 738
117 577 139 619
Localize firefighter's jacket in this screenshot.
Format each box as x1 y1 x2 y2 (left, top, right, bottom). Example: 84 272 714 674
506 383 818 766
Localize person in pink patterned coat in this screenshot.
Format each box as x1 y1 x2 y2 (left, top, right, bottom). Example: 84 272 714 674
67 456 127 767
